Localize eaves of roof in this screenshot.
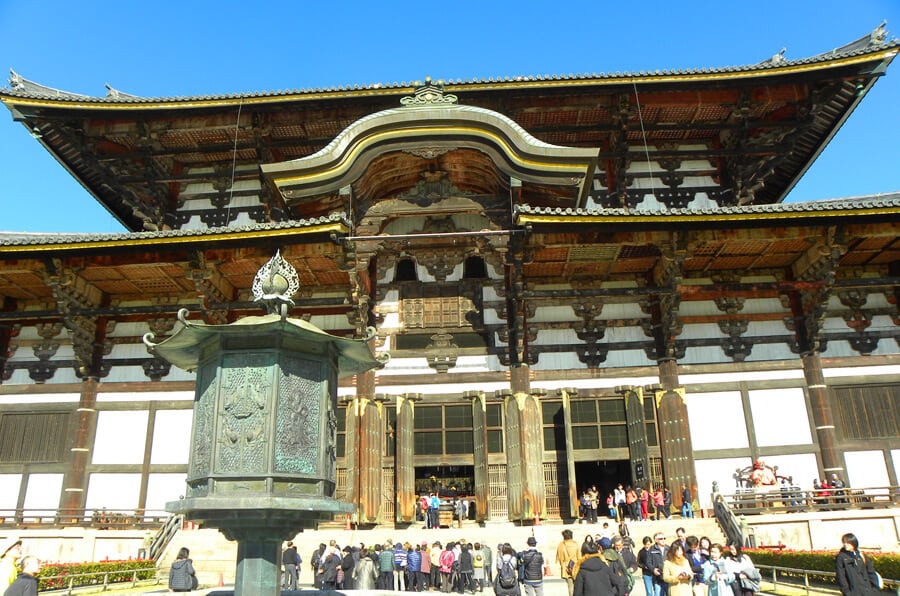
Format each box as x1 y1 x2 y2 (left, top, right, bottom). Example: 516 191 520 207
0 214 348 253
515 193 900 225
2 41 898 109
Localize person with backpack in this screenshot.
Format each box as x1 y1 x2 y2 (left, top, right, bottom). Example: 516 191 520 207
599 537 630 596
519 537 544 596
494 544 520 596
573 541 617 596
613 536 639 596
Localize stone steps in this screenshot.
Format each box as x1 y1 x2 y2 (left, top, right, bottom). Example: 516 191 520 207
157 517 726 588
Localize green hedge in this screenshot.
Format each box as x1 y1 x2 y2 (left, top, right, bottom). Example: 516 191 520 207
747 548 899 586
38 560 157 591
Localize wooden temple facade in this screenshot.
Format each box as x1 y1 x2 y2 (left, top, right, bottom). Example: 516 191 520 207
1 27 899 525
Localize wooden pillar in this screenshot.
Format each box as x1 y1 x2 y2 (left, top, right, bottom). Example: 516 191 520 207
801 352 843 478
654 360 696 500
465 390 490 521
503 365 544 522
59 377 100 519
557 387 579 519
395 393 419 523
617 385 651 490
346 370 384 525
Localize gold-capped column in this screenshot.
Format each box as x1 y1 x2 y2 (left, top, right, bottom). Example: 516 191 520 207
464 390 489 521
616 385 651 489
654 360 696 500
348 369 385 526
502 365 545 523
557 387 579 519
395 392 420 523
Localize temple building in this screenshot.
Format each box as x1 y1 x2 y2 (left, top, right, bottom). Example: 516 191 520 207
0 26 898 526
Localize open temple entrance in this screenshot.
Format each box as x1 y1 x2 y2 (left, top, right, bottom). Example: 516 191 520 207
575 460 633 503
415 465 475 498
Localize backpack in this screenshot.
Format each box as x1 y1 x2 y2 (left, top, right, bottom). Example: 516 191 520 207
498 559 517 589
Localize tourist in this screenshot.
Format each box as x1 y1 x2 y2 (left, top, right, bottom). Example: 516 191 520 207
311 542 326 588
431 542 443 589
3 555 39 596
439 542 456 593
625 486 639 522
663 542 693 596
494 544 520 596
556 529 579 596
581 534 595 556
519 537 544 596
168 547 197 593
353 547 379 590
458 543 475 594
607 493 617 519
638 536 656 596
701 544 734 596
419 542 432 590
674 528 688 553
589 486 600 523
379 543 396 590
481 540 493 585
282 541 299 591
652 487 666 520
614 484 627 522
663 487 673 518
320 546 340 590
646 533 668 596
835 532 880 595
681 486 694 518
341 545 356 589
639 487 650 521
686 536 706 596
698 537 712 562
613 535 639 588
573 540 616 596
406 543 422 592
599 537 629 596
723 544 759 596
0 540 22 588
471 543 485 593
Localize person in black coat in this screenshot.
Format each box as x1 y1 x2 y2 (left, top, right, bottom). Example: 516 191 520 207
341 546 356 589
3 556 39 596
573 542 616 596
835 533 879 596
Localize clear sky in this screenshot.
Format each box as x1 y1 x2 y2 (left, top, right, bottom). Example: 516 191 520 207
0 0 897 233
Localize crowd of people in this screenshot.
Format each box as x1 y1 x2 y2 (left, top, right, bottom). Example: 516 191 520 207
579 484 695 523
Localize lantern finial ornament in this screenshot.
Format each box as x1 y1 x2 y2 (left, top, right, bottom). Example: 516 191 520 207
252 250 300 319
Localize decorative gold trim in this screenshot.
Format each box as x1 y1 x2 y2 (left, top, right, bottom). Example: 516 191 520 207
274 125 592 187
3 49 895 112
0 222 347 253
517 206 900 225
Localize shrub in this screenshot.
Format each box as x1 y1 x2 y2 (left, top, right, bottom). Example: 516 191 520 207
38 560 157 591
746 548 900 585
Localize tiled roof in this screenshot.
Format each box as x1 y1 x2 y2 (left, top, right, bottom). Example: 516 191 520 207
515 192 900 218
0 213 347 247
3 36 897 103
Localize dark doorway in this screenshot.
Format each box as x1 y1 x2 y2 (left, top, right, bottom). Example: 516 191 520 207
575 460 632 503
415 465 474 498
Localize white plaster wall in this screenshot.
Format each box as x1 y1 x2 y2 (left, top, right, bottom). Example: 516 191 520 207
532 352 584 371
681 345 729 366
757 453 819 488
0 475 22 509
844 450 890 491
86 473 142 511
685 391 749 451
604 349 655 368
748 388 812 447
97 391 193 403
92 411 149 465
0 393 79 405
695 457 752 509
150 410 193 465
679 322 721 339
23 474 64 512
145 474 187 511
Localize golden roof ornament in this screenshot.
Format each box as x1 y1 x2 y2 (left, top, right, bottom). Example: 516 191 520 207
400 76 458 107
251 250 300 319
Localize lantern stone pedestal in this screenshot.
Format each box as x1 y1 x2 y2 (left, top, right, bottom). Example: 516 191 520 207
146 307 385 596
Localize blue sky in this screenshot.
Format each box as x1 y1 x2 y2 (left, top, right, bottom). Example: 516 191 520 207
0 0 897 232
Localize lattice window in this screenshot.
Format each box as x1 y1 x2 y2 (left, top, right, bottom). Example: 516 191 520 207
0 413 68 463
382 467 395 521
401 295 476 329
335 467 347 501
488 463 508 520
649 457 664 488
543 462 561 517
834 384 900 439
